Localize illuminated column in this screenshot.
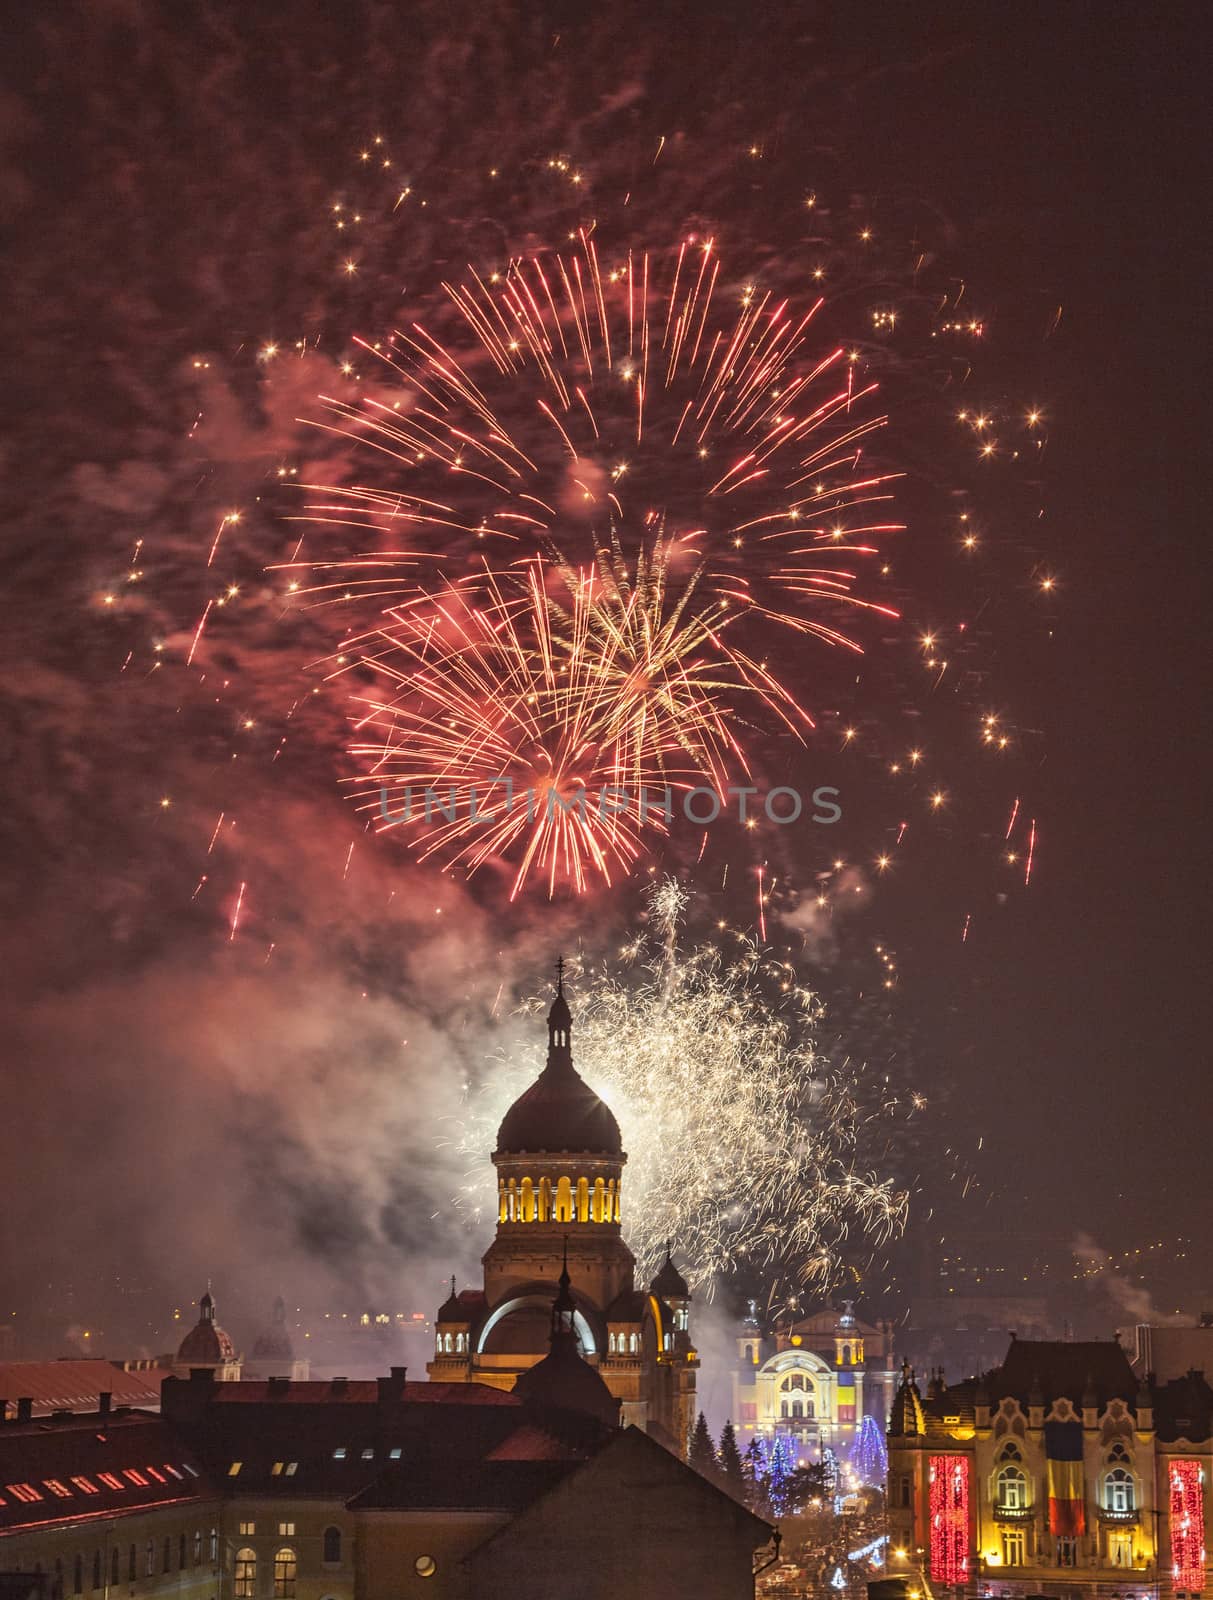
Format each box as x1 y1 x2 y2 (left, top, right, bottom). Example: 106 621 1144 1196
929 1454 971 1588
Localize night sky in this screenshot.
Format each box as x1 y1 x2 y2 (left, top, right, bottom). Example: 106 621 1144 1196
1 1 1208 1348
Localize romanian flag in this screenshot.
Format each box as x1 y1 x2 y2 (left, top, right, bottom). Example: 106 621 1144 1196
1045 1419 1087 1535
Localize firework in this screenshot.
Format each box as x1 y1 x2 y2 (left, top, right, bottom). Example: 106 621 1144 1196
449 883 911 1290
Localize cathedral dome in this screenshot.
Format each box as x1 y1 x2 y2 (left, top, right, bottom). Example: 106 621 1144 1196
250 1297 294 1362
496 970 622 1156
177 1290 237 1365
649 1247 689 1301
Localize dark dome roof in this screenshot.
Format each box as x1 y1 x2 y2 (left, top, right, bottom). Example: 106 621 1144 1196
497 975 621 1156
497 1062 622 1155
177 1291 237 1365
650 1249 689 1301
251 1297 294 1361
513 1340 620 1428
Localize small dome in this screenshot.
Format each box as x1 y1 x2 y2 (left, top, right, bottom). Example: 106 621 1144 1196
650 1248 689 1301
496 975 621 1155
251 1297 294 1362
177 1289 237 1365
513 1339 619 1428
437 1278 465 1323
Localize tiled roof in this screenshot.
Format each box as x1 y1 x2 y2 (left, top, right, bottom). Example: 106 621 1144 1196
347 1458 571 1511
0 1414 213 1533
993 1339 1137 1409
0 1363 170 1418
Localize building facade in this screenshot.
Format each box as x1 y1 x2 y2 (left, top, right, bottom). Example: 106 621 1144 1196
887 1335 1213 1600
426 975 698 1455
732 1301 897 1460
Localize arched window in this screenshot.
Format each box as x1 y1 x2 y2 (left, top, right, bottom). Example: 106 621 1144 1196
73 1555 83 1595
806 1399 815 1419
92 1551 101 1591
145 1543 155 1578
780 1400 789 1418
538 1177 551 1222
1105 1468 1135 1513
273 1549 297 1599
554 1176 574 1223
1108 1441 1131 1464
576 1176 590 1222
234 1549 257 1599
791 1399 804 1418
629 1331 639 1354
53 1560 63 1600
497 1182 507 1223
193 1532 203 1567
111 1549 120 1587
179 1534 187 1570
520 1177 535 1222
591 1178 606 1222
1000 1442 1023 1461
322 1528 341 1565
210 1530 219 1565
997 1466 1028 1510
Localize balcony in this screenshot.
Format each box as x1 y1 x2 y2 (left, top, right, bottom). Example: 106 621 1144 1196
992 1504 1035 1522
1097 1506 1139 1525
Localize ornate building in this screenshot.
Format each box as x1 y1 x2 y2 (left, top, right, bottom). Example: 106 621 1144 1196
426 969 698 1455
732 1300 897 1459
886 1334 1213 1600
242 1299 309 1383
171 1290 241 1382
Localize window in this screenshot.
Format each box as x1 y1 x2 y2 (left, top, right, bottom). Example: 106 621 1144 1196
1056 1535 1077 1567
239 1523 256 1538
144 1467 166 1484
997 1466 1028 1510
6 1484 43 1503
1002 1531 1026 1567
111 1550 120 1587
271 1462 284 1476
414 1556 436 1578
228 1462 242 1477
127 1547 136 1584
276 1524 295 1539
179 1535 186 1570
193 1532 203 1566
164 1464 184 1480
323 1528 341 1564
388 1448 402 1460
97 1474 124 1491
360 1447 374 1460
284 1463 298 1477
1000 1442 1023 1461
1106 1468 1135 1513
92 1552 101 1591
45 1480 73 1498
209 1530 218 1565
897 1474 911 1509
73 1555 83 1594
1108 1441 1130 1464
71 1477 100 1495
1109 1530 1134 1567
163 1539 172 1574
234 1550 257 1600
124 1471 149 1488
145 1541 155 1577
273 1548 297 1599
331 1447 347 1460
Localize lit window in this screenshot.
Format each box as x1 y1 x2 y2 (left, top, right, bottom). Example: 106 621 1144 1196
193 1532 202 1565
144 1466 166 1484
44 1479 72 1498
234 1550 257 1600
332 1448 347 1460
273 1548 297 1599
323 1529 341 1564
124 1470 149 1487
239 1523 256 1538
414 1556 436 1578
284 1463 298 1476
92 1551 102 1590
277 1524 295 1538
1056 1536 1077 1567
182 1463 200 1477
360 1447 374 1461
1106 1469 1135 1513
71 1477 99 1495
271 1462 284 1476
388 1448 402 1460
997 1466 1028 1510
97 1473 124 1491
6 1484 43 1503
228 1462 243 1477
164 1464 184 1480
145 1541 155 1576
209 1530 218 1564
1002 1530 1026 1566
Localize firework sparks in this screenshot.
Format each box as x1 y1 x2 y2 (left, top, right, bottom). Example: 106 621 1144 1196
450 884 910 1289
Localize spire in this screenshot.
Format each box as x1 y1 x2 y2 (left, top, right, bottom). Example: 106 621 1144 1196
546 955 573 1064
272 1295 286 1326
550 1237 577 1345
200 1286 215 1322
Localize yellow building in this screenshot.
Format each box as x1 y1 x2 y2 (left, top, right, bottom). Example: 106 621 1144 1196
426 972 698 1455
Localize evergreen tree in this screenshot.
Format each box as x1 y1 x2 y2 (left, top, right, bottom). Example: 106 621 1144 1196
688 1411 717 1481
766 1433 794 1517
718 1420 745 1499
742 1437 768 1512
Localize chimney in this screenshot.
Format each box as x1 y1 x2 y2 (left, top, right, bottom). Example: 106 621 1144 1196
378 1368 408 1406
98 1391 112 1418
16 1397 33 1423
330 1376 348 1395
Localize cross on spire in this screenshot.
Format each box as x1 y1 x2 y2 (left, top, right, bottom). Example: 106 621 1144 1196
555 954 565 996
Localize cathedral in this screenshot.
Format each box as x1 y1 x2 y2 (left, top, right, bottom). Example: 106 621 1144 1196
426 968 699 1455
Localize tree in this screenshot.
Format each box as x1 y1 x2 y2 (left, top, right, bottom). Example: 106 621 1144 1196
688 1411 718 1482
718 1420 745 1500
742 1437 768 1513
765 1433 794 1518
786 1460 830 1514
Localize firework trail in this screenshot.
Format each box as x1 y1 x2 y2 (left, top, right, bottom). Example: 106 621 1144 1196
448 882 911 1291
